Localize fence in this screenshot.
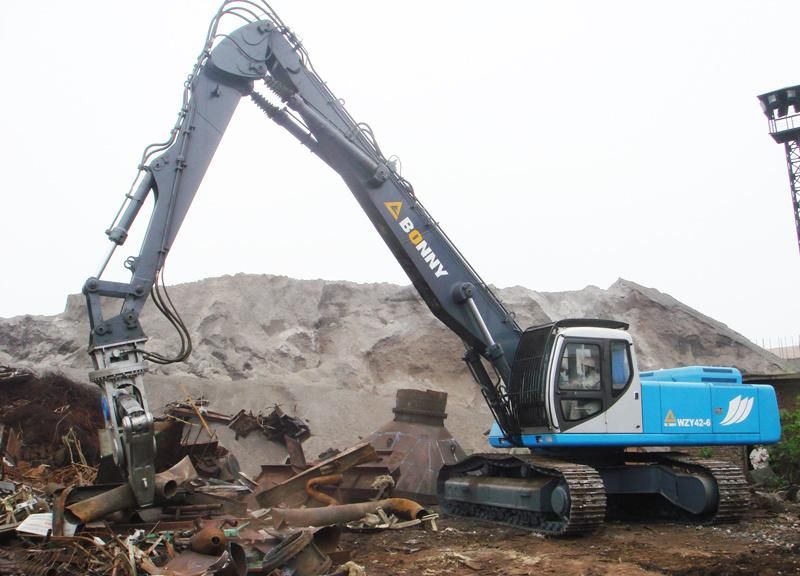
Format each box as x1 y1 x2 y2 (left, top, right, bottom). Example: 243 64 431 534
756 336 800 360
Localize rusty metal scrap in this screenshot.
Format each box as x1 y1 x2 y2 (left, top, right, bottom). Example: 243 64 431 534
228 411 261 439
67 456 198 524
189 524 228 555
0 480 48 531
162 399 311 486
306 474 342 506
364 389 467 504
164 397 233 425
65 482 139 525
255 443 378 508
0 387 441 576
260 528 331 575
156 455 199 498
253 454 394 509
229 405 311 443
261 405 310 442
285 434 308 468
1 460 428 576
272 497 431 529
161 547 241 576
0 370 104 472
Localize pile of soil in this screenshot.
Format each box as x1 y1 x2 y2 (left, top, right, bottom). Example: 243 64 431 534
0 274 788 461
0 371 103 465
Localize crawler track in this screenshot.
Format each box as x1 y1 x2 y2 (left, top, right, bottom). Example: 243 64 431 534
438 454 606 536
658 453 750 523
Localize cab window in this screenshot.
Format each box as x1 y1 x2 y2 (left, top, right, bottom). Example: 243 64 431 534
560 398 602 421
558 343 602 390
610 341 632 391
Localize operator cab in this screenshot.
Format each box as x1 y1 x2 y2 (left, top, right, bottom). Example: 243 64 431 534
509 319 642 434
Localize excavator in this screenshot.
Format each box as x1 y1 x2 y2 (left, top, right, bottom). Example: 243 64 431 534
83 1 781 535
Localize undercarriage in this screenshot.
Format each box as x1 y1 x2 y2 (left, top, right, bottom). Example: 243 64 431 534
438 450 750 536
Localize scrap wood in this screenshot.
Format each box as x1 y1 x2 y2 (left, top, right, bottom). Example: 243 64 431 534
445 551 482 571
62 427 88 467
49 462 98 487
4 427 21 460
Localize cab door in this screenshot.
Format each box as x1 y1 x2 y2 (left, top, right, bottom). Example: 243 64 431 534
550 336 638 433
553 338 607 432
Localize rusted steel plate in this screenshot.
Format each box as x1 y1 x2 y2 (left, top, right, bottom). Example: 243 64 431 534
255 443 377 508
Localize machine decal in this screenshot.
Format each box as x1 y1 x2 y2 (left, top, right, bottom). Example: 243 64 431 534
664 409 711 428
720 395 754 426
384 201 449 279
384 201 402 220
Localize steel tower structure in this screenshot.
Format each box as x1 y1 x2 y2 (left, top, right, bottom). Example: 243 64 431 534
758 85 800 255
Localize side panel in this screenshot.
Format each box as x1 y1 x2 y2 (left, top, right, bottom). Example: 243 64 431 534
658 382 713 434
711 386 759 433
641 382 662 433
643 381 716 434
757 385 782 443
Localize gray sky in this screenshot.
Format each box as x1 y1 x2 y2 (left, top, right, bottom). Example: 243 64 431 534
1 0 799 344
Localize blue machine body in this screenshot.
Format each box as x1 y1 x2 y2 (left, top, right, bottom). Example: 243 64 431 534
489 366 781 449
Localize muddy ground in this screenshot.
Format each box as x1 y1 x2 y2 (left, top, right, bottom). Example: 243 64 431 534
342 509 800 576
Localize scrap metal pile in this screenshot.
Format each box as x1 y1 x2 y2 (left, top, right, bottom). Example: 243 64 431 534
0 368 439 575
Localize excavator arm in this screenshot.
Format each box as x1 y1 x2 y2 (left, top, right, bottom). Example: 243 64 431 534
85 4 523 506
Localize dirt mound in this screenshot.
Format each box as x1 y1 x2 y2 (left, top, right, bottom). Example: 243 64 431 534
0 274 787 459
0 274 785 379
503 278 785 372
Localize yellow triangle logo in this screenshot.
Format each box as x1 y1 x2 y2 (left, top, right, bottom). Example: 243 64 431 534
384 201 402 220
664 409 676 424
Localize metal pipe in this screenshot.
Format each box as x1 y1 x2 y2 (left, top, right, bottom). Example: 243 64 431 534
155 456 198 499
305 474 342 506
271 498 430 528
65 482 135 525
66 456 198 524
